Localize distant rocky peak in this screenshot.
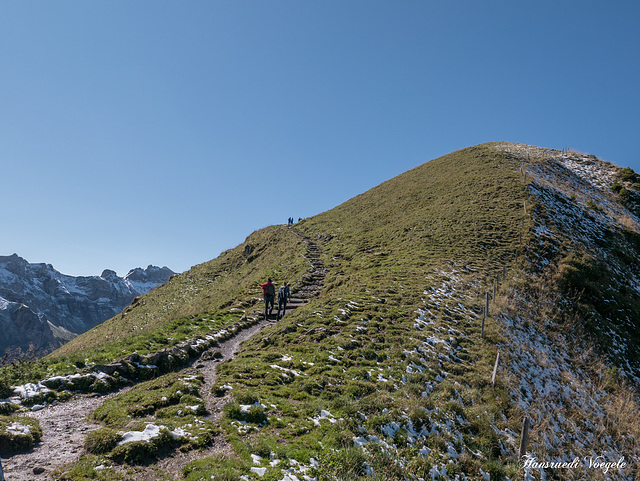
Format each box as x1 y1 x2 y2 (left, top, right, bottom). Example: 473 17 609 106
125 265 175 283
100 269 119 280
0 253 30 276
1 255 175 360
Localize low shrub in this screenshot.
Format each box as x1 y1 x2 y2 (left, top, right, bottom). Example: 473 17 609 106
223 402 268 425
110 428 174 464
0 416 43 452
314 447 368 479
0 378 12 399
183 455 250 481
211 384 232 397
85 428 123 454
233 392 260 405
0 402 18 415
620 167 639 183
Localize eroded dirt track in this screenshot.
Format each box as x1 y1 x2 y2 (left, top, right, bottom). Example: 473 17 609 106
3 388 127 480
2 320 273 481
2 229 326 480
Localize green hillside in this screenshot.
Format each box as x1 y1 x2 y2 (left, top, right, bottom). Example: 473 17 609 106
2 142 638 480
49 226 310 363
35 143 522 371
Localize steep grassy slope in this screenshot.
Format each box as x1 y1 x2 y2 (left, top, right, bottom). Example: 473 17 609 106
181 144 529 479
3 143 639 480
491 143 640 480
3 226 303 377
303 143 523 287
521 146 640 380
186 144 638 481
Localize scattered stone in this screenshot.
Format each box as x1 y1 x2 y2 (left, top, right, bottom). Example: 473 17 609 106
33 466 45 475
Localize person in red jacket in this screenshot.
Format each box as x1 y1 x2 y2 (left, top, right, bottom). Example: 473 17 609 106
260 278 276 319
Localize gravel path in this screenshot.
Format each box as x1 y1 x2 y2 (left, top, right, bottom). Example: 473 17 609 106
2 388 130 480
1 320 272 481
155 319 275 479
1 229 326 480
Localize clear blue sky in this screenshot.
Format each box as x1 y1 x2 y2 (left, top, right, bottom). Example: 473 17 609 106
2 1 639 276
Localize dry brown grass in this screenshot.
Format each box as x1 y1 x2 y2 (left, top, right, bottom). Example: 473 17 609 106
492 267 640 480
618 213 640 234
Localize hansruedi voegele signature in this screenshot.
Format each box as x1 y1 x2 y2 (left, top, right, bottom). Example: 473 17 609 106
521 454 628 474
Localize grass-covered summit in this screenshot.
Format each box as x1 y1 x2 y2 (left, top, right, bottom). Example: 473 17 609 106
2 142 639 480
38 143 523 369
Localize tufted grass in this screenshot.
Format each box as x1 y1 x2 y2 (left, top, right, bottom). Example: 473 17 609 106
9 143 639 479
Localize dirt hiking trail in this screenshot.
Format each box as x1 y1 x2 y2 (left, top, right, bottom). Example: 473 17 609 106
1 229 325 481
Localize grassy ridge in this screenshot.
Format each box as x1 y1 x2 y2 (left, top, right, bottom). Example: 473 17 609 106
304 143 523 266
13 142 637 480
183 143 531 479
296 143 525 310
45 226 309 365
6 143 535 479
0 226 310 386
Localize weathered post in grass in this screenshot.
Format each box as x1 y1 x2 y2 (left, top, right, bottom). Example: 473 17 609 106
491 351 500 388
503 265 506 281
518 417 530 459
486 292 490 316
481 293 487 339
492 281 496 301
524 199 527 215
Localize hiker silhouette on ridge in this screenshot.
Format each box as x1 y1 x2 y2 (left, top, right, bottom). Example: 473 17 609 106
276 281 291 320
260 278 276 319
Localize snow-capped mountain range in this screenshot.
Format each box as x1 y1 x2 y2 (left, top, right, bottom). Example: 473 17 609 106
0 254 174 359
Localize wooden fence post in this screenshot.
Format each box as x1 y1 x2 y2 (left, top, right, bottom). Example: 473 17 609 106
485 292 490 318
518 417 530 459
491 351 500 388
502 265 506 281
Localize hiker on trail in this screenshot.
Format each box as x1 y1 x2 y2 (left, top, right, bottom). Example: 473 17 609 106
277 281 291 320
261 278 276 319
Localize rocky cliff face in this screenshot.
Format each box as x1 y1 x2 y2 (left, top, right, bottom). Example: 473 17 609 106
0 254 174 359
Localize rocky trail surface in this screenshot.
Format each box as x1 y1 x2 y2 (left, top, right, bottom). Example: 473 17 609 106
1 229 325 480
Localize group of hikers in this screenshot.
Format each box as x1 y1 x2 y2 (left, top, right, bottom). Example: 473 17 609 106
260 278 291 320
287 217 302 226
